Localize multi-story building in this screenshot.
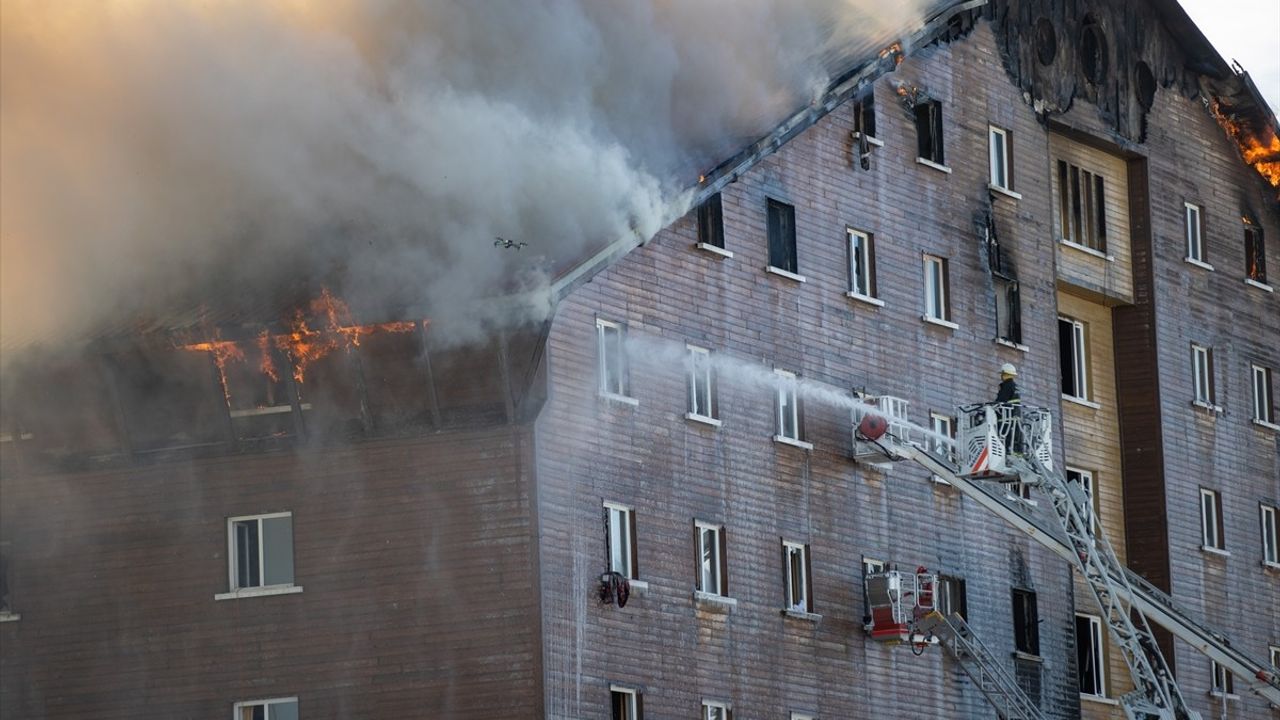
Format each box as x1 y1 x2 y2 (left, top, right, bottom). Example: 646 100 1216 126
2 1 1276 718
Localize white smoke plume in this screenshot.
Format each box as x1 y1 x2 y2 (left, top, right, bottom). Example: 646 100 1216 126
0 0 932 351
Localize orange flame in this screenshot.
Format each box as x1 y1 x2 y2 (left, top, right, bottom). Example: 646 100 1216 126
257 329 278 383
178 330 245 407
1209 99 1280 189
879 42 904 67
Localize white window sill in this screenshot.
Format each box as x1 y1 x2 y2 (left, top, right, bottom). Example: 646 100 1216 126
1080 694 1118 706
765 266 806 283
921 315 958 330
916 157 952 174
627 579 650 596
773 435 814 451
0 611 20 623
1200 545 1230 557
1261 561 1280 572
989 184 1022 200
931 474 953 486
1063 394 1102 410
693 591 737 610
995 338 1030 352
1184 257 1215 271
229 403 310 419
845 291 885 307
601 392 639 407
1191 400 1223 414
1244 278 1273 292
685 412 722 427
696 242 733 259
1058 238 1114 262
852 132 884 147
781 608 823 622
1206 691 1240 701
1013 651 1044 663
1252 418 1280 431
215 585 304 601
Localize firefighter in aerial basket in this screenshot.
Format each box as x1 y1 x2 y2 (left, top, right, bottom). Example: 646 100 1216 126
996 363 1024 457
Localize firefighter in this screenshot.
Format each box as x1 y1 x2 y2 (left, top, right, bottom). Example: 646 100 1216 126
996 363 1023 456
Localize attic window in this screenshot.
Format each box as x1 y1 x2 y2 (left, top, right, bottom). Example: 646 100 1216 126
1135 61 1156 110
1080 21 1108 86
1034 18 1056 66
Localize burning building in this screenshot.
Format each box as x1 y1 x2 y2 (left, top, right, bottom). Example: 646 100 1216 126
1 0 1278 719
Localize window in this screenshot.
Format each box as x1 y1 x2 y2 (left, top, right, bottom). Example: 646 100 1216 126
234 697 298 720
697 193 724 249
774 369 802 443
1210 661 1234 696
1271 645 1279 670
767 198 798 274
854 93 876 139
860 557 886 625
847 229 877 300
1075 614 1106 697
1252 364 1275 424
914 100 945 165
1056 160 1107 251
995 278 1023 345
923 255 951 323
695 521 727 597
1009 480 1033 502
989 126 1012 190
782 541 812 613
1059 317 1089 400
686 346 717 421
930 412 954 484
1245 222 1267 283
1261 504 1278 566
597 319 629 399
937 575 967 620
1200 488 1225 551
1192 344 1215 406
1184 203 1206 264
1066 468 1096 536
702 701 731 720
605 503 637 579
611 686 641 720
1012 588 1040 656
228 513 294 592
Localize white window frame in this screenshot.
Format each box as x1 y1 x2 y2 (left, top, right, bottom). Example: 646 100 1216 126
930 412 954 484
232 697 298 720
862 557 886 576
1270 644 1279 670
597 319 630 400
783 540 809 613
1252 364 1275 425
605 502 636 579
1076 613 1107 699
696 521 725 597
923 254 950 324
1192 344 1213 406
791 714 815 720
1261 504 1278 567
702 699 730 720
773 369 802 444
610 685 640 720
1184 202 1208 265
225 512 296 596
1060 316 1089 402
1067 467 1096 537
989 126 1011 191
1200 488 1224 551
1210 661 1235 697
847 229 877 302
686 345 716 422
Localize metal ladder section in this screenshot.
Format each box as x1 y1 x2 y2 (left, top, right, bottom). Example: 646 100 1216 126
900 443 1280 711
925 611 1047 720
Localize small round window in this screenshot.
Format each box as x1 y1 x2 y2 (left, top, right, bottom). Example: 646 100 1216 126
1034 18 1057 66
1080 21 1108 85
1135 61 1156 109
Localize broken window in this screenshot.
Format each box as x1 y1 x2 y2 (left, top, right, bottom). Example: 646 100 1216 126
228 512 295 591
697 193 725 249
1076 614 1106 697
923 255 951 323
1200 488 1224 550
686 345 716 421
937 574 966 620
235 698 298 720
782 540 811 613
774 369 802 442
1056 160 1107 252
847 229 877 300
914 100 945 166
1059 317 1089 401
1245 222 1267 284
767 198 798 274
695 521 727 597
1184 202 1206 264
989 126 1012 191
107 346 229 452
611 687 641 720
1011 588 1040 656
1254 364 1276 424
1192 344 1215 406
995 278 1023 345
1066 467 1096 537
604 502 637 580
854 93 876 139
1210 661 1234 696
597 319 629 399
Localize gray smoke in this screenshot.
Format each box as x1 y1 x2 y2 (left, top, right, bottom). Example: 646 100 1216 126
0 0 931 351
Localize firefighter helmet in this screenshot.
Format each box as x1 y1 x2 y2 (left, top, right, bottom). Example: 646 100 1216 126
1000 363 1017 377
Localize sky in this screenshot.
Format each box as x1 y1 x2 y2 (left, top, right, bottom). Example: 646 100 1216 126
1178 0 1280 112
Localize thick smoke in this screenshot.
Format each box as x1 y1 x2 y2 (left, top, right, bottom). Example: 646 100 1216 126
0 0 930 350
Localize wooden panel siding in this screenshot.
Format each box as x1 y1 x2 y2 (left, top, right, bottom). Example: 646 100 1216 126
1048 133 1135 304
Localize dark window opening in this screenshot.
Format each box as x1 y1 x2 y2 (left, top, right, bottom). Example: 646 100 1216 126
1012 588 1040 656
1135 61 1156 110
915 100 945 165
697 193 724 249
1246 223 1267 283
997 279 1023 345
938 575 967 620
854 93 876 139
611 689 642 720
1034 18 1057 66
767 198 798 274
1080 21 1108 85
234 520 261 589
1076 615 1105 696
1057 160 1107 251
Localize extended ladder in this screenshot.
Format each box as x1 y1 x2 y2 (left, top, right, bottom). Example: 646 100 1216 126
923 611 1047 720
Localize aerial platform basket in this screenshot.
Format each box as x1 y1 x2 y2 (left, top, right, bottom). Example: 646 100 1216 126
851 395 914 468
956 403 1053 479
864 568 938 643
